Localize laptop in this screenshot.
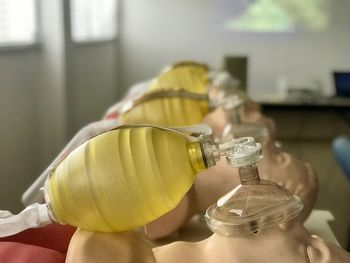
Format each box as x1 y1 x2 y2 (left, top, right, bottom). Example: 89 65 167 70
334 71 350 98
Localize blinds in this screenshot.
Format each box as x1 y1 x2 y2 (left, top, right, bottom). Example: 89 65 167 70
0 0 37 45
70 0 117 42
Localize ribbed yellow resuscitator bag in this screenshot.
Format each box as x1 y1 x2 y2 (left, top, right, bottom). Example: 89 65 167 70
45 125 207 232
120 94 210 126
148 62 209 94
121 62 211 126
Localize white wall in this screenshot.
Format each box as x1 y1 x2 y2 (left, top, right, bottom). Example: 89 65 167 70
0 0 68 212
0 50 41 211
66 43 119 136
120 0 350 97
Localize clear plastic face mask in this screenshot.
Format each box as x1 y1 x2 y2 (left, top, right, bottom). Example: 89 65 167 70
205 137 303 237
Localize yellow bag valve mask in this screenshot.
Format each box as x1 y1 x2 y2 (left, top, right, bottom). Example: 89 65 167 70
0 124 244 236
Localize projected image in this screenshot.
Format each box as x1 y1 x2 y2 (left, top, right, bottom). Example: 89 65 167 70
225 0 330 32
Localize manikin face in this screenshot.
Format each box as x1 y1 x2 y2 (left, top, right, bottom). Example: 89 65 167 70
257 137 318 222
153 222 350 263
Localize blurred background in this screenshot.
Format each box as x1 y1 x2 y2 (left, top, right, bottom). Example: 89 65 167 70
0 0 349 248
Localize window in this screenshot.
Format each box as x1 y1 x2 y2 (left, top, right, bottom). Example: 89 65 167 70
70 0 117 43
0 0 37 46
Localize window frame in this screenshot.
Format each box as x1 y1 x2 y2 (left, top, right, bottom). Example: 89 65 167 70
69 0 119 45
0 0 40 51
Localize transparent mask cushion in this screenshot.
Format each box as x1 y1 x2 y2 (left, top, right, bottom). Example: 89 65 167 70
205 138 304 237
205 180 303 237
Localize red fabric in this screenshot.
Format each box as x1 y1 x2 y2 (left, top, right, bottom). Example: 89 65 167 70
0 224 76 262
0 242 65 263
0 224 76 253
104 111 119 120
